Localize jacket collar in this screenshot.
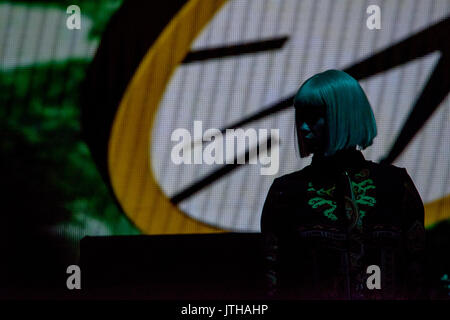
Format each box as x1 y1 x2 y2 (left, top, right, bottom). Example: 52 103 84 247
311 148 366 173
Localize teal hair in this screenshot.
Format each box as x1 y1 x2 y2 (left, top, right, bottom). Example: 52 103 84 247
294 69 377 156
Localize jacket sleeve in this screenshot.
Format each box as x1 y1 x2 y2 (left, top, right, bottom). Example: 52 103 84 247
400 169 426 299
260 178 284 298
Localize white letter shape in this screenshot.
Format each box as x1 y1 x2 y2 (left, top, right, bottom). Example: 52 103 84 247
171 128 192 164
366 264 381 289
66 265 81 290
66 5 81 30
366 5 381 30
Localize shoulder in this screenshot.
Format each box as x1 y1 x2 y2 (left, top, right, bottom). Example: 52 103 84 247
364 160 417 202
264 166 313 202
270 165 313 188
261 167 312 228
365 160 409 180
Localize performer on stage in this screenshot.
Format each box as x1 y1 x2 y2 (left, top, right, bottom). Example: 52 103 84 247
260 70 426 299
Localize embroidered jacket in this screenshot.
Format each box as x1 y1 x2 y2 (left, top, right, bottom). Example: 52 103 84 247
260 148 426 299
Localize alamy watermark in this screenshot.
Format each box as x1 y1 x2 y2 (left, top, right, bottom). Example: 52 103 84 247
66 264 81 290
366 5 381 30
171 121 279 176
66 5 81 30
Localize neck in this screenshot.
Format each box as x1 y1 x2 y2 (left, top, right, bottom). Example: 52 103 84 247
312 147 364 171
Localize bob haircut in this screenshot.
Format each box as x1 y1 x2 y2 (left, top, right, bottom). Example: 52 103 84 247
294 69 377 157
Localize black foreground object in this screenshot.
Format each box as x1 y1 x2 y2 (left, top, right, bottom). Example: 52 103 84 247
80 233 266 299
80 226 450 300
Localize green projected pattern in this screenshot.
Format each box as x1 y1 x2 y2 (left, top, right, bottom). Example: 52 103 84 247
0 0 139 258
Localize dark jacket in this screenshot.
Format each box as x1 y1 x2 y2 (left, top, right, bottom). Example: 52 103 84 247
260 148 426 299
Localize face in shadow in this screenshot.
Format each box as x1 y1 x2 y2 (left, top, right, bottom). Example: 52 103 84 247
296 106 327 157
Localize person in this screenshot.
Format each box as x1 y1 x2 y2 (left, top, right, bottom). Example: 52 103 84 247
260 69 426 300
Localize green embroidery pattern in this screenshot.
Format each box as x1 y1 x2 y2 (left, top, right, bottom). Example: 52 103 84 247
307 169 376 226
307 183 338 221
350 179 376 228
